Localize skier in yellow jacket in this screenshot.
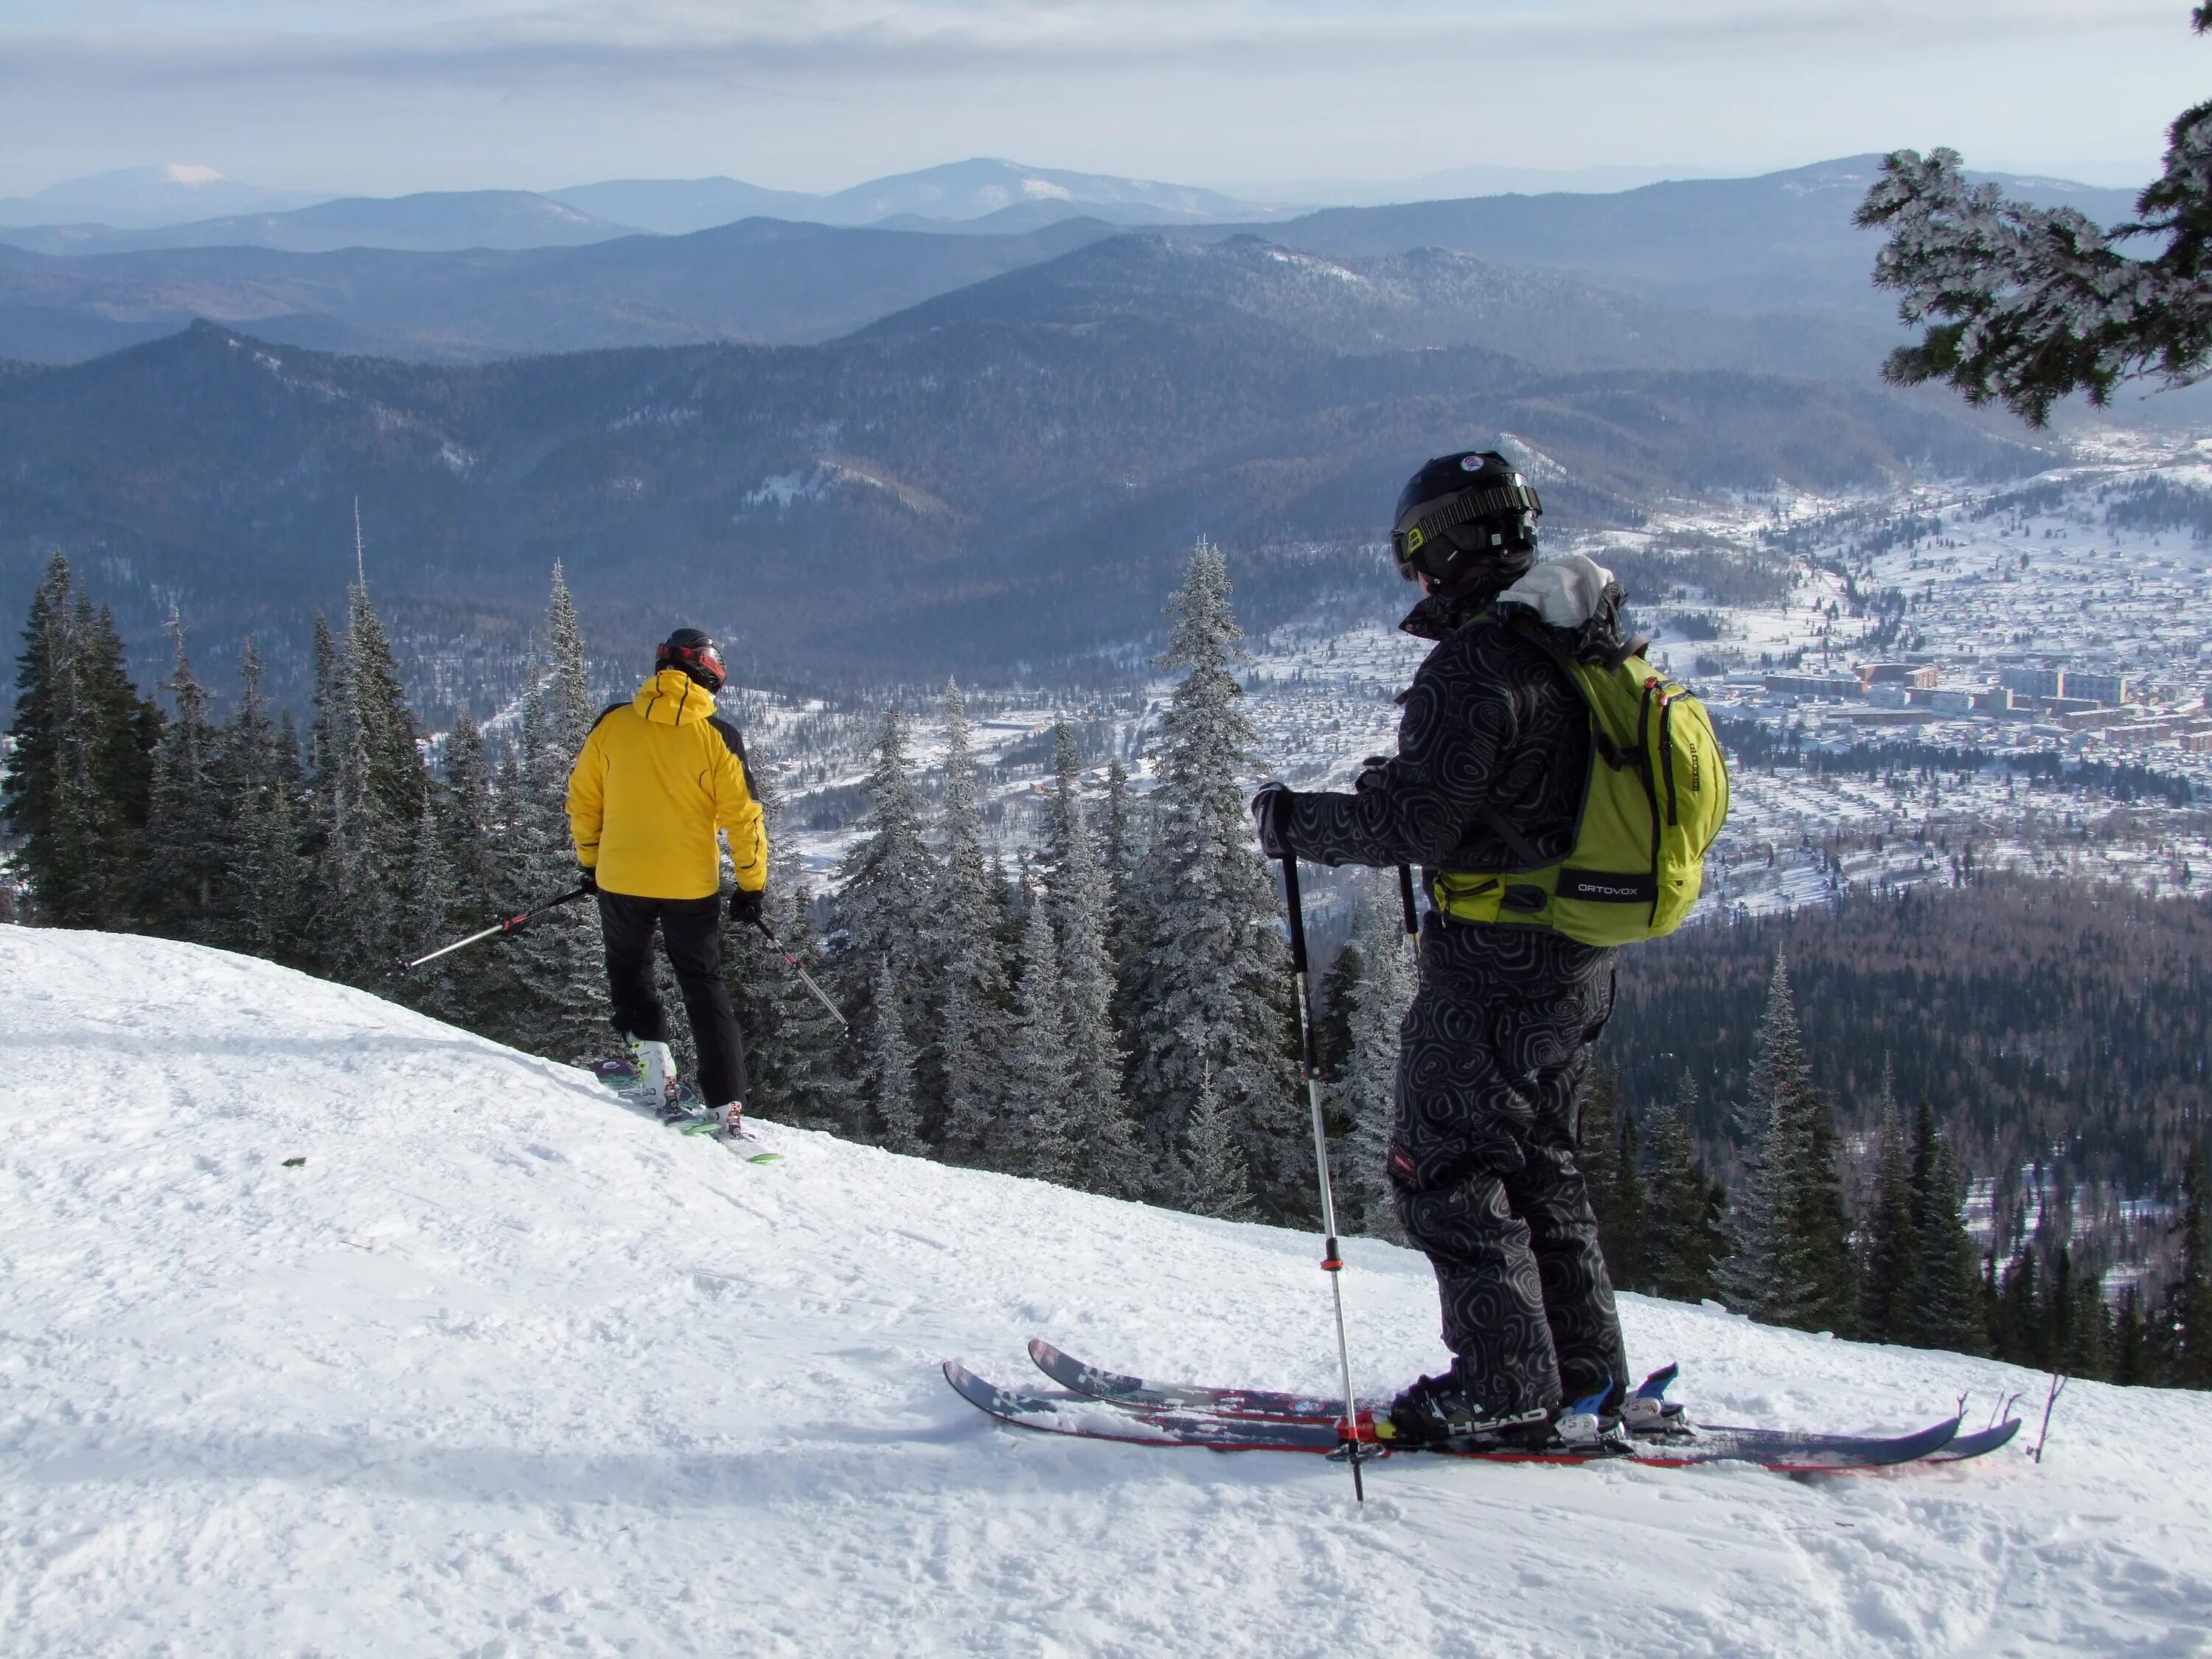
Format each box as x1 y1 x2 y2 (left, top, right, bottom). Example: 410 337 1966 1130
566 627 768 1133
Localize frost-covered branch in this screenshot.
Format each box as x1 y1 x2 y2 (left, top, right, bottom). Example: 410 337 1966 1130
1857 15 2212 427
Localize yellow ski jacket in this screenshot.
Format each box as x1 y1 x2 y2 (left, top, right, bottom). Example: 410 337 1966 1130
566 669 768 901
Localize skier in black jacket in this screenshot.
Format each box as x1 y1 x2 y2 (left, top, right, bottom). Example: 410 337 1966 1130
1251 451 1635 1450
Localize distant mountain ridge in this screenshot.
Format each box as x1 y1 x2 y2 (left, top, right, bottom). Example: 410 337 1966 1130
0 164 329 230
0 274 2042 705
0 218 1121 364
0 159 1296 253
0 191 640 257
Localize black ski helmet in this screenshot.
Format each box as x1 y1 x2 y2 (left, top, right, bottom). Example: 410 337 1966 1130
1391 451 1543 588
655 627 727 693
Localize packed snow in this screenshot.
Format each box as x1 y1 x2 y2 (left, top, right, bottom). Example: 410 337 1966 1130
4 928 2209 1656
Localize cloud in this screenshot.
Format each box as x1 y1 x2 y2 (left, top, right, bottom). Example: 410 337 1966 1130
0 0 2179 93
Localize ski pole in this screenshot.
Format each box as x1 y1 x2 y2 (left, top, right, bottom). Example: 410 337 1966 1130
751 914 850 1031
392 884 593 976
1278 852 1368 1503
1396 863 1422 970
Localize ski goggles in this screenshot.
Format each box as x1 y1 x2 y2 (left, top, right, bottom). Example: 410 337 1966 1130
658 639 727 693
1391 479 1543 579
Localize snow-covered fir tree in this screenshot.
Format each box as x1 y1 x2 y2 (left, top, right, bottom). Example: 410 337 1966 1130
722 742 853 1132
1857 1070 1920 1342
745 886 854 1132
1179 1026 1256 1220
1904 1102 1988 1355
505 567 610 1062
1124 541 1298 1215
393 799 459 1012
1006 888 1078 1186
832 705 939 1138
1332 891 1412 1242
219 638 305 962
139 613 225 939
867 956 923 1155
1042 723 1141 1197
1641 1077 1726 1304
1721 956 1857 1332
1 557 154 928
928 680 1014 1164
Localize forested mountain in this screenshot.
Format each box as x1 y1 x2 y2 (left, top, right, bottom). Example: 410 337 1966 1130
877 234 1894 377
1604 876 2211 1211
1259 158 2142 321
0 218 1117 365
0 275 2040 709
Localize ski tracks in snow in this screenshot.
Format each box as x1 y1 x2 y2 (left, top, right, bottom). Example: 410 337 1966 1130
2 928 2210 1656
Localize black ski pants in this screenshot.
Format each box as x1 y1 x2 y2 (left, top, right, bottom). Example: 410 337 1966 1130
597 891 748 1110
1388 916 1629 1416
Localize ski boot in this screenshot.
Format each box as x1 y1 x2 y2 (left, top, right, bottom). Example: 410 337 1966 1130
1374 1367 1554 1451
1618 1363 1695 1441
629 1037 686 1121
714 1099 745 1141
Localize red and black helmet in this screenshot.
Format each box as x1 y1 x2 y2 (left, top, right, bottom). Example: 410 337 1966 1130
655 627 726 693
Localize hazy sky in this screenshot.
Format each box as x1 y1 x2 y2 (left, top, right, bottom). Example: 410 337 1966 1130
0 1 2192 198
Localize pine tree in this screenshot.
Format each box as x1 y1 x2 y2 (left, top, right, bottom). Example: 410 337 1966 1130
506 567 610 1062
720 744 853 1133
1 554 72 911
439 708 501 919
1006 888 1078 1185
866 957 923 1155
1579 1072 1623 1261
2 558 156 928
831 705 939 1128
1902 1111 1989 1355
1642 1077 1727 1303
1180 1028 1256 1221
1721 956 1856 1332
393 798 459 1013
1857 1083 1921 1343
928 681 1014 1165
139 613 227 939
1041 723 1141 1197
1611 1107 1649 1293
1332 892 1411 1243
1993 1245 2044 1368
2160 1146 2212 1388
2112 1285 2151 1385
2045 1245 2111 1381
1124 541 1298 1215
746 886 853 1132
222 638 305 961
1102 757 1135 953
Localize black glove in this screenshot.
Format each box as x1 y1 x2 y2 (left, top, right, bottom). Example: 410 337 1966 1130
728 886 766 930
1250 782 1295 860
1354 754 1391 793
577 867 597 894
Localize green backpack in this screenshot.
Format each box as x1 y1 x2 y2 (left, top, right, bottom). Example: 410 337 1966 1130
1431 617 1731 947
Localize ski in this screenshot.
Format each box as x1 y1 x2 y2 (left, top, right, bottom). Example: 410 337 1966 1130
1926 1417 2025 1461
591 1061 783 1164
1004 1354 1973 1478
1029 1338 1680 1436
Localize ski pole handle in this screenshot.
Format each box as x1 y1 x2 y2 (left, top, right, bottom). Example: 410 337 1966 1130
1279 852 1311 975
751 915 851 1031
392 883 591 975
1397 863 1422 967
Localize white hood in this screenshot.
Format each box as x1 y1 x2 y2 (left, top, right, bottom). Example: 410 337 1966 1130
1495 554 1616 629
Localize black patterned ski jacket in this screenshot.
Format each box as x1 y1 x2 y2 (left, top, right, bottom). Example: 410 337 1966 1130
1280 587 1597 882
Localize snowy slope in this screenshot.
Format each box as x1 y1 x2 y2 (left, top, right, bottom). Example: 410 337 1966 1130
3 929 2208 1657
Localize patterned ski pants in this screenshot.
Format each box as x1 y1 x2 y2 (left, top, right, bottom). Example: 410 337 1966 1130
1388 917 1629 1415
